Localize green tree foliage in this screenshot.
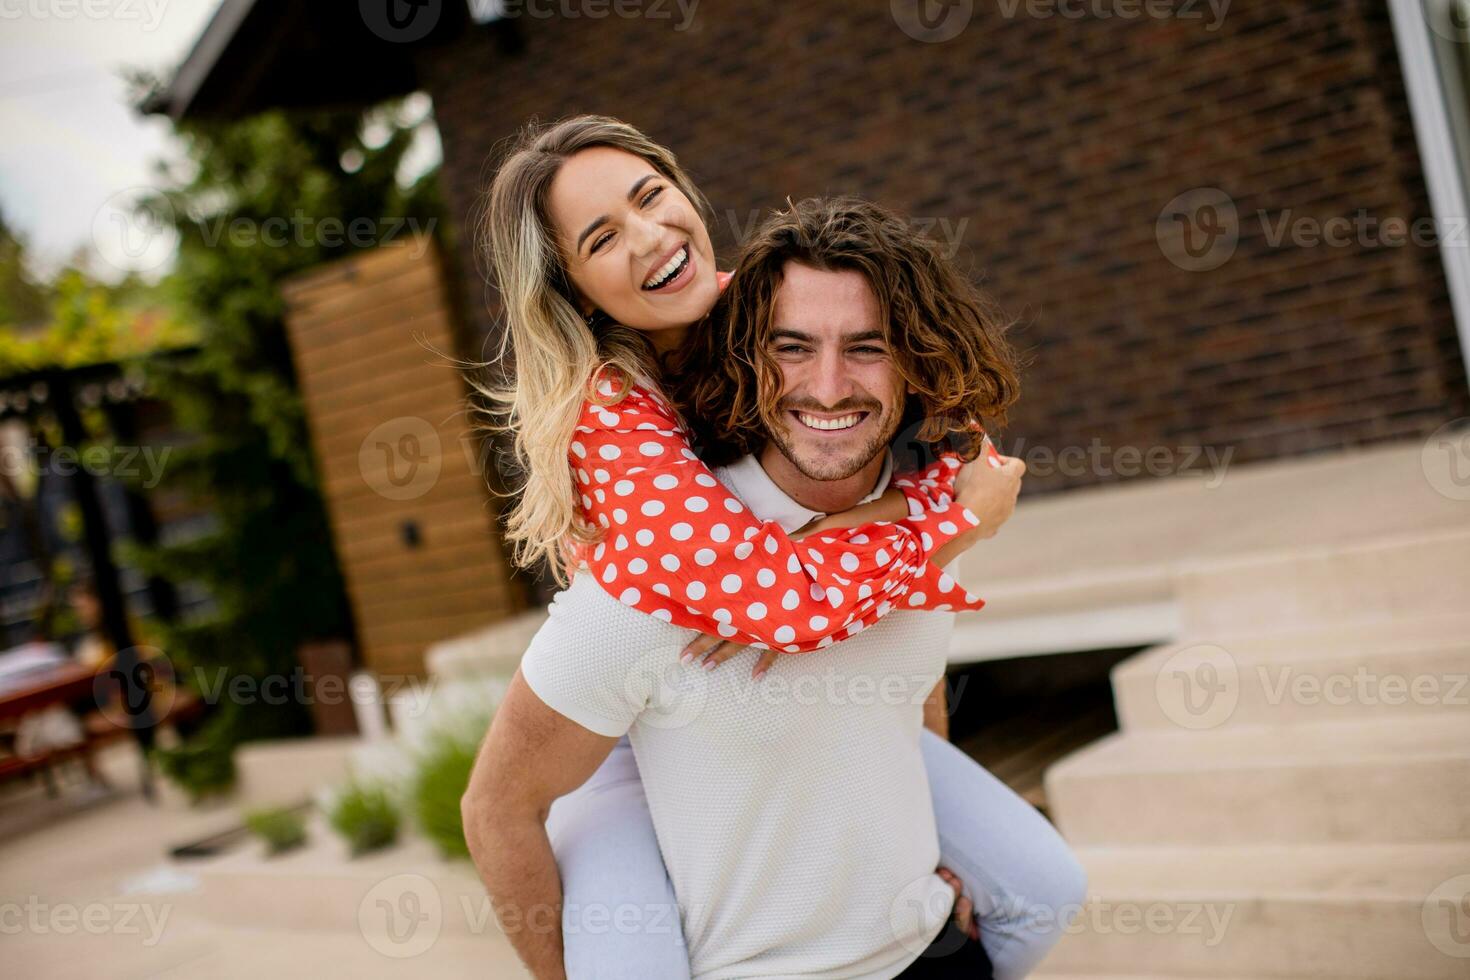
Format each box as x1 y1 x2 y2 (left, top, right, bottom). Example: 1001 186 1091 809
0 210 50 330
0 209 189 373
0 269 194 375
124 96 445 781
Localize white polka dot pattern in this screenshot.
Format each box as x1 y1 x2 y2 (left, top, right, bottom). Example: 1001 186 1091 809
568 375 985 650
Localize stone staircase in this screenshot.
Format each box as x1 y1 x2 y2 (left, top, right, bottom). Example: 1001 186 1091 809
182 810 529 973
1034 530 1470 978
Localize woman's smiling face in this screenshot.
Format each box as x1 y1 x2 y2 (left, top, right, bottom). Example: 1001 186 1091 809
547 146 719 348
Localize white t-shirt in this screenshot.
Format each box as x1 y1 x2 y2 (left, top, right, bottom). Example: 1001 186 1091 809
521 453 957 979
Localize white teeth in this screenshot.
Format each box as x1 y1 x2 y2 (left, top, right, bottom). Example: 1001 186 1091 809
798 412 862 431
644 247 688 289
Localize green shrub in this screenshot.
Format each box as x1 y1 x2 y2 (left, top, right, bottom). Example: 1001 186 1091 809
326 781 400 857
412 727 483 860
153 710 237 803
244 805 308 855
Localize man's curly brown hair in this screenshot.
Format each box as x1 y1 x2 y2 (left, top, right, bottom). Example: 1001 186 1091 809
664 197 1022 467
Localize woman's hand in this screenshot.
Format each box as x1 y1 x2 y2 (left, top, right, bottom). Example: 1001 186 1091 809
925 451 1024 569
679 635 782 678
952 452 1025 541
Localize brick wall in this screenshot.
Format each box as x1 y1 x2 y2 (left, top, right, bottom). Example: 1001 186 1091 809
417 0 1469 493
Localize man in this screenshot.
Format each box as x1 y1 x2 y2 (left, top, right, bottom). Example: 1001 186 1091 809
463 198 1037 978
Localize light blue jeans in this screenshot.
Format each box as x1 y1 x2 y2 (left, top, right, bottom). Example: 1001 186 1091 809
545 730 1087 979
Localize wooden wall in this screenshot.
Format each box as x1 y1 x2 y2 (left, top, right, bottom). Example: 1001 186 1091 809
280 236 522 676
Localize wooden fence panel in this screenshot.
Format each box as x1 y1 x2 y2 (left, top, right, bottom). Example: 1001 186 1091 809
281 237 522 676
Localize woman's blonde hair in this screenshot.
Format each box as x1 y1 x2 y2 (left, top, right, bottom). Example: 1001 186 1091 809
468 115 712 584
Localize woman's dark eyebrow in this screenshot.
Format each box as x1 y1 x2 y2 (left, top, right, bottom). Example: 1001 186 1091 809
574 174 661 253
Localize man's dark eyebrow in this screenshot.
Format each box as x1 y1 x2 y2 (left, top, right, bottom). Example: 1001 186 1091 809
769 328 887 344
770 329 813 343
574 174 660 253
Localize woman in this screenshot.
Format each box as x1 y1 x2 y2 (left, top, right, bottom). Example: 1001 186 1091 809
474 115 1084 978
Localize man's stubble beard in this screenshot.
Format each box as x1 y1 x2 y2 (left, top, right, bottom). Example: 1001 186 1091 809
765 405 904 482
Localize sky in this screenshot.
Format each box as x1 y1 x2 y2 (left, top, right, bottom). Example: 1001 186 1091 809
0 0 441 282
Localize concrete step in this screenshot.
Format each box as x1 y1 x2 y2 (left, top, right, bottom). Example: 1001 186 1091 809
233 736 361 808
1045 716 1470 845
423 609 548 680
950 438 1470 661
1036 842 1470 979
191 813 498 939
1035 976 1291 980
147 924 529 979
947 563 1181 664
1112 613 1470 732
1176 528 1470 638
12 900 530 980
15 857 529 980
384 674 505 750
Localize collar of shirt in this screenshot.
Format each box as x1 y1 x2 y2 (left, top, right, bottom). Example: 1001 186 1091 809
715 451 894 534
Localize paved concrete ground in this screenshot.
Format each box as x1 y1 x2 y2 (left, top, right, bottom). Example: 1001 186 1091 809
1 743 528 978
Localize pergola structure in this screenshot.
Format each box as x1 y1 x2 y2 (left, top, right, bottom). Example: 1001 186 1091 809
0 353 193 797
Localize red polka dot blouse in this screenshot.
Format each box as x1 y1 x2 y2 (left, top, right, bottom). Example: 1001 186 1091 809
567 371 989 654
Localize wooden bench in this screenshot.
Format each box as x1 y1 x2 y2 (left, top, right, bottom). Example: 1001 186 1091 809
0 660 202 796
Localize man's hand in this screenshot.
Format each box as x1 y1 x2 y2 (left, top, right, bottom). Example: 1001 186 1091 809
937 867 979 941
923 678 949 741
461 670 619 979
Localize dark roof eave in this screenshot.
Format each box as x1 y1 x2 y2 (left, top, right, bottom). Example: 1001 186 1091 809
142 0 259 120
143 0 468 121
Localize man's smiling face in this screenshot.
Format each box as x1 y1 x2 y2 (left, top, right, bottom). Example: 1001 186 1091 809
762 262 910 482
